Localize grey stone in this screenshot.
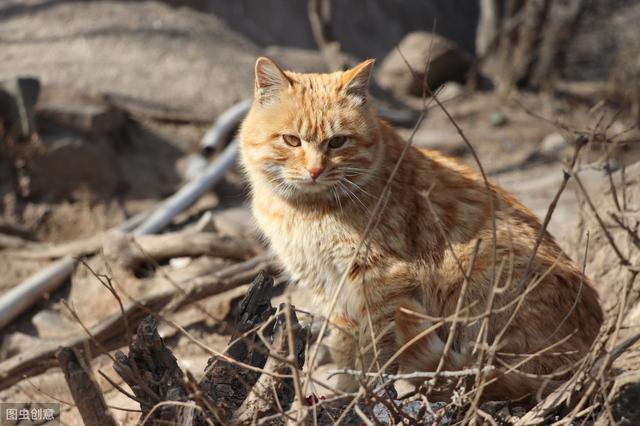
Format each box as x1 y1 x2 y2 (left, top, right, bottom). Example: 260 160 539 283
437 81 465 102
0 1 258 122
489 110 507 127
376 32 470 98
540 132 569 157
32 309 76 338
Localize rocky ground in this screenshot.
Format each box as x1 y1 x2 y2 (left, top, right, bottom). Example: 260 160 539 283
1 1 639 425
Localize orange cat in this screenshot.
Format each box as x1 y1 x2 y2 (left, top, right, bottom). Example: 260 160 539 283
239 57 603 402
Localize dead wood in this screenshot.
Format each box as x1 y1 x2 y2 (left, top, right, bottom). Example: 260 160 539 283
56 346 117 426
233 303 307 424
113 316 192 422
0 233 37 250
0 216 32 238
200 271 277 420
103 231 259 270
110 272 305 425
0 255 275 392
9 234 108 260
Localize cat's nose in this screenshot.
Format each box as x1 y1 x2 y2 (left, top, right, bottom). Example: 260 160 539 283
307 167 324 181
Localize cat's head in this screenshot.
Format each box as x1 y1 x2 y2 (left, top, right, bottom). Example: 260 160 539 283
240 57 383 203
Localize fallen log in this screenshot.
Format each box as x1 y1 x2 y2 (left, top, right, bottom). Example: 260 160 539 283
233 303 307 424
113 316 191 422
200 271 277 420
0 217 32 238
0 255 275 391
0 233 38 250
102 231 259 270
111 272 308 425
56 347 117 426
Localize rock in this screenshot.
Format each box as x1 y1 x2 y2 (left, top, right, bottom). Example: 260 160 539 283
0 77 40 138
376 32 470 98
489 110 507 127
0 1 258 121
539 132 569 157
36 102 124 136
32 309 78 338
436 81 465 102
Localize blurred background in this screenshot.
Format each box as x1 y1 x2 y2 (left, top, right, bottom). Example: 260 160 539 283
1 1 639 423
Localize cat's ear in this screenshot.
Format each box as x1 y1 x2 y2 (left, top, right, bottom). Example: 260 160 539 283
255 57 291 104
341 59 375 104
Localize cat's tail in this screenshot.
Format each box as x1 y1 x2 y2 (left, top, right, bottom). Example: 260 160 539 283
394 300 562 403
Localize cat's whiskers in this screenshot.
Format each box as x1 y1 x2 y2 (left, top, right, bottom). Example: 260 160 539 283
340 167 386 183
331 186 344 215
336 180 368 210
341 177 377 200
265 173 298 199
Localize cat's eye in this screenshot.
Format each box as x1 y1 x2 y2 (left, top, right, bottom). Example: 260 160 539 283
282 134 301 147
328 136 347 149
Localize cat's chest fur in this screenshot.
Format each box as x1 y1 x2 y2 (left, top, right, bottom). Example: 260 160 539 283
252 196 361 317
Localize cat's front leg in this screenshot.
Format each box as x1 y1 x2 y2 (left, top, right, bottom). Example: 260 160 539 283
354 318 399 384
326 325 360 393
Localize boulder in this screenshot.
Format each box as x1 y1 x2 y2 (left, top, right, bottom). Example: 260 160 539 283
376 32 470 98
0 1 259 122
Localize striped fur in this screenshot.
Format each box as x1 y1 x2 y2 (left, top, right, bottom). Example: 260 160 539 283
239 58 603 402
